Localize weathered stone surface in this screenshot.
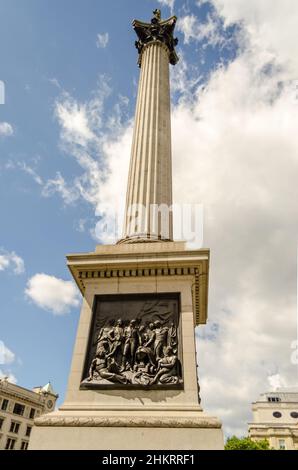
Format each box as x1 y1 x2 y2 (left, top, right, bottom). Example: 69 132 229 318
30 425 224 450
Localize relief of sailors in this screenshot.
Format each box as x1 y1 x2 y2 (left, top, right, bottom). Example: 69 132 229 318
122 319 139 371
84 315 181 387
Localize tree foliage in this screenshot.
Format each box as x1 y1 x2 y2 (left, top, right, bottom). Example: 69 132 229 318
225 436 271 450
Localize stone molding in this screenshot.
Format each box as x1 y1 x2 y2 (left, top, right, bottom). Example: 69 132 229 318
78 265 198 280
67 245 209 325
34 415 222 429
0 383 46 407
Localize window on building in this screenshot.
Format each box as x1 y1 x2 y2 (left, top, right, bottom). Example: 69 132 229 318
13 403 25 416
9 421 20 434
5 437 16 450
273 411 282 418
279 439 286 450
268 397 281 403
20 441 29 450
25 426 32 437
0 417 4 430
29 408 35 419
290 411 298 419
1 399 9 411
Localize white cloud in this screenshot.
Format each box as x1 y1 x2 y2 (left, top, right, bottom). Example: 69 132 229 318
0 341 15 365
96 32 109 49
0 256 9 271
170 51 202 98
25 273 80 315
45 77 131 243
0 341 17 384
209 0 298 75
0 370 17 384
20 163 43 185
0 249 25 275
76 218 87 233
48 77 62 89
5 160 43 186
177 13 223 46
55 93 96 146
0 122 13 137
177 15 198 44
42 171 78 204
267 373 287 391
157 0 175 13
18 162 43 185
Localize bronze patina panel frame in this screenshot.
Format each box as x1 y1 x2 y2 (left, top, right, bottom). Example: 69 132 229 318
80 292 183 390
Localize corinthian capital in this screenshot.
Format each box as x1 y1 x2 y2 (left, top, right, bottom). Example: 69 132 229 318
132 10 179 67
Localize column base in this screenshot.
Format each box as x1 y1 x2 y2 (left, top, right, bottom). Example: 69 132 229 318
29 410 224 450
117 234 173 244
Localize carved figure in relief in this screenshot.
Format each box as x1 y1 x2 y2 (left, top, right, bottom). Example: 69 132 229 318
94 319 114 354
150 346 181 385
106 318 124 359
167 321 178 354
153 320 169 360
83 315 182 387
122 319 139 370
144 322 156 350
87 348 129 385
134 324 156 374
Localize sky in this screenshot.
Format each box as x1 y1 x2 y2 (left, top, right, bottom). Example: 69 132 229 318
1 0 298 438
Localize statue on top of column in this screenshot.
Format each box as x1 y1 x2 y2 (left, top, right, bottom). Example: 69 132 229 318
152 9 161 22
133 10 179 66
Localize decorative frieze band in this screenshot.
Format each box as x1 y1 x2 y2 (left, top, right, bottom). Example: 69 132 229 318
34 415 221 429
78 266 198 280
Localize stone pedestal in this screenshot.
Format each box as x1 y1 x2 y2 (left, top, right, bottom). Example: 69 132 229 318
29 242 223 450
29 413 223 450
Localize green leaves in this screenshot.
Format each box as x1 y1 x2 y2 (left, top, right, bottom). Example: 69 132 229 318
225 436 271 450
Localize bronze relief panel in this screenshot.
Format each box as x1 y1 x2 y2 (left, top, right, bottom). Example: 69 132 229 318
81 293 183 389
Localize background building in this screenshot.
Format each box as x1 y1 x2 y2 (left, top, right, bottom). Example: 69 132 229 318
248 388 298 450
0 377 58 450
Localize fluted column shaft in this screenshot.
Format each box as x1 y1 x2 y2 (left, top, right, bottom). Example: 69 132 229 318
120 40 173 243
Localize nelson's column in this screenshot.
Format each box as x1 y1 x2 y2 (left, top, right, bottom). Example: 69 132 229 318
29 10 224 450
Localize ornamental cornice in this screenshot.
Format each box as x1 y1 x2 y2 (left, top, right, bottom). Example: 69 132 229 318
66 247 209 325
0 386 45 407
